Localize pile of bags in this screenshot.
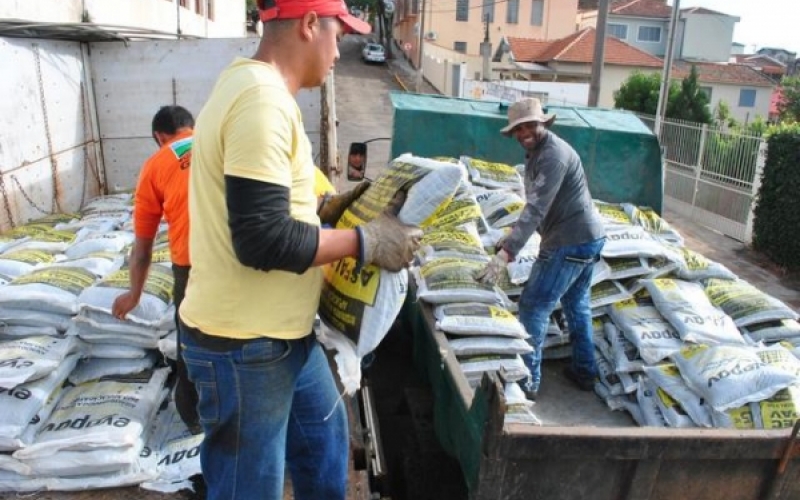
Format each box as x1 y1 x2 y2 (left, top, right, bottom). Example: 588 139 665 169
0 194 199 493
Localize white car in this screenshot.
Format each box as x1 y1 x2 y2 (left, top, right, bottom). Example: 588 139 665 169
362 43 386 64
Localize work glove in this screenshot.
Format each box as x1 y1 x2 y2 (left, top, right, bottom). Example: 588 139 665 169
318 181 371 226
475 249 510 285
358 191 423 272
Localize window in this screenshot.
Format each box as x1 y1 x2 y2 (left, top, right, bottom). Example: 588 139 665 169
637 26 661 43
700 86 712 100
207 0 214 20
608 23 628 40
738 89 756 107
412 0 419 14
506 0 519 23
179 0 188 7
530 0 543 26
454 41 467 53
195 0 204 15
482 0 495 23
456 0 469 21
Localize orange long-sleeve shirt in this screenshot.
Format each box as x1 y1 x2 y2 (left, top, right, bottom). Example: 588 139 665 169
134 130 192 266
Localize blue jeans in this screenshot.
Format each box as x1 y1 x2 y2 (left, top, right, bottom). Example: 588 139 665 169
518 237 605 392
179 322 348 500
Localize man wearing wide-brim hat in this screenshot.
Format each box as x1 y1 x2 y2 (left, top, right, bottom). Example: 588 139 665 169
477 97 607 401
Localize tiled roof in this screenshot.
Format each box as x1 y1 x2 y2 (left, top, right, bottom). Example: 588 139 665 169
610 0 671 18
673 61 777 87
507 28 663 68
732 54 786 75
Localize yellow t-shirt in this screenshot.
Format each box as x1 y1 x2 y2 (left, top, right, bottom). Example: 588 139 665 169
180 58 322 340
314 167 336 197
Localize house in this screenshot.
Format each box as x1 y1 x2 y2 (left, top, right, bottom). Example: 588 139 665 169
578 0 739 63
757 47 797 66
0 0 246 38
673 61 775 123
392 0 579 69
731 54 786 82
493 27 664 108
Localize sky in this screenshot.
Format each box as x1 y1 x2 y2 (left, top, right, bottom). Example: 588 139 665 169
670 0 800 56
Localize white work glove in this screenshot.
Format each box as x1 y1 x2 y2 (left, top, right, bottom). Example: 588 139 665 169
475 249 510 285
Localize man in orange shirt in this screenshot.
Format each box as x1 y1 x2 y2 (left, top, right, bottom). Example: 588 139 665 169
112 105 199 431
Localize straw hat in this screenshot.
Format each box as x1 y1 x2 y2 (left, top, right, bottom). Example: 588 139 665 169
500 98 556 136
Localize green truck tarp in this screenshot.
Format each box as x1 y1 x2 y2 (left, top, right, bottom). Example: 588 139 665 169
390 92 665 214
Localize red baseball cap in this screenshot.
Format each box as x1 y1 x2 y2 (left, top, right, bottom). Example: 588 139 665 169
258 0 371 34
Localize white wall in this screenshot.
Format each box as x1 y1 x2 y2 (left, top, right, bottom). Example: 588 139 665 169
551 62 660 109
0 0 246 38
463 79 589 106
680 12 737 62
421 43 483 96
704 83 772 123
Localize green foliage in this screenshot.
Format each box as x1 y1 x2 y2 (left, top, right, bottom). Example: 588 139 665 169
752 130 800 271
614 68 710 123
666 65 712 124
778 76 800 123
613 72 665 115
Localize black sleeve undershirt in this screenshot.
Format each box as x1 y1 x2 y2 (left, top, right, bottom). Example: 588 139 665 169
225 175 319 274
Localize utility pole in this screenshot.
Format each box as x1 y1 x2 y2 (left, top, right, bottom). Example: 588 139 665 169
480 14 492 81
655 0 680 136
588 0 609 107
415 0 426 93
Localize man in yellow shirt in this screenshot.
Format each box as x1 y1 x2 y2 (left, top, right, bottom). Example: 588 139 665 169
177 0 422 498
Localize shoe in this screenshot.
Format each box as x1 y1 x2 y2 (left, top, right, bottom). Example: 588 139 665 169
563 366 596 392
523 389 538 402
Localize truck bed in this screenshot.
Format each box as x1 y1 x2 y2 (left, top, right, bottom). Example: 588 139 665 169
400 296 800 500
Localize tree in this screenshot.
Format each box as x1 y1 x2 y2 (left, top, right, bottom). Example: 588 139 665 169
777 75 800 123
667 65 712 124
613 71 677 116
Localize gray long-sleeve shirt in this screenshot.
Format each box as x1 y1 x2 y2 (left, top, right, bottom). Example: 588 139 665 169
503 130 605 256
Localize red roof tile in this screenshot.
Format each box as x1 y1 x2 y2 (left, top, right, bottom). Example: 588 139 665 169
673 61 776 87
507 28 663 68
610 0 671 18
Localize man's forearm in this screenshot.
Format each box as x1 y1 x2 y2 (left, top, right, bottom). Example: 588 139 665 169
128 238 155 298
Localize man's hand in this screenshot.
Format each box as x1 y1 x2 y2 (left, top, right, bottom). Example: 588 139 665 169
359 190 423 272
318 181 370 226
112 292 141 320
475 249 510 285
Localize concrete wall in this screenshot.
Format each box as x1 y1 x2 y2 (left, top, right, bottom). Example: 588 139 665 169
0 0 246 38
420 43 483 95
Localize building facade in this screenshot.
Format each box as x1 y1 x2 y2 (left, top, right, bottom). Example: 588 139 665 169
0 0 247 38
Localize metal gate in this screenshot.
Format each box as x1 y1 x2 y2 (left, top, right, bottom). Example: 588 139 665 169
639 115 766 243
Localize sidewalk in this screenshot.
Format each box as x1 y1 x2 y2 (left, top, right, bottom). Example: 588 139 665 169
664 207 800 311
386 41 440 95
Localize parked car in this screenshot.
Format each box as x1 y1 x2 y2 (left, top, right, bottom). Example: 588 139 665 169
362 43 386 64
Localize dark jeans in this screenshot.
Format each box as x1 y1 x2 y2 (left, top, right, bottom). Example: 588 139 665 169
172 263 200 433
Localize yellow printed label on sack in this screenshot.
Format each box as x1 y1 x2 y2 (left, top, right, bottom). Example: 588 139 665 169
11 266 96 294
32 213 80 226
652 278 677 291
613 298 638 311
323 258 380 305
680 247 710 271
678 343 708 360
467 158 517 181
595 203 631 225
152 247 172 264
758 388 799 429
421 193 456 228
421 229 482 249
100 265 173 304
489 306 514 321
726 406 756 429
433 202 482 228
0 249 57 265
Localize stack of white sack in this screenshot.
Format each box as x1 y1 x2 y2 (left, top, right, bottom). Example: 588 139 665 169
73 263 176 350
3 368 170 491
0 335 82 452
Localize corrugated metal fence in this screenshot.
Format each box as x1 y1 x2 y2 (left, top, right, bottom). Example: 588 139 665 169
638 114 767 244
